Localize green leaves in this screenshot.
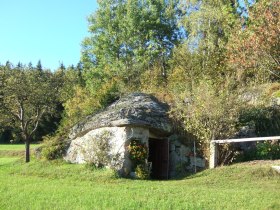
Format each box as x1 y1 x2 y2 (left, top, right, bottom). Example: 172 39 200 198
0 64 60 142
82 0 182 90
227 0 280 83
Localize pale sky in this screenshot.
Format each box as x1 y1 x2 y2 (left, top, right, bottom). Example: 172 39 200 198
0 0 98 70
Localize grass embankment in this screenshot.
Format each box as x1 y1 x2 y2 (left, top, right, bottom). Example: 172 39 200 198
0 145 279 210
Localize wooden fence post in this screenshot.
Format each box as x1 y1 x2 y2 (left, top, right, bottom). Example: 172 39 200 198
209 141 217 169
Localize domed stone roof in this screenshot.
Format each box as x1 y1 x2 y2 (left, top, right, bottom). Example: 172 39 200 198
69 93 172 139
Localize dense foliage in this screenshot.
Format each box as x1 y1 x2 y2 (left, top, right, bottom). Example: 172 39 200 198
127 140 148 163
0 62 83 162
1 0 279 165
127 139 150 179
0 63 61 162
82 0 182 91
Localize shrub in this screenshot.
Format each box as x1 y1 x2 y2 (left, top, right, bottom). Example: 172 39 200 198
135 163 150 180
255 141 280 160
236 140 280 162
127 139 150 179
41 132 69 160
127 139 148 164
239 106 280 137
168 79 243 162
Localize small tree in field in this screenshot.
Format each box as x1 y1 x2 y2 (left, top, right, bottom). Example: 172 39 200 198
0 64 59 162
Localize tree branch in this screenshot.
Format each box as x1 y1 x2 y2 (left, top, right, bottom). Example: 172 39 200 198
30 108 46 136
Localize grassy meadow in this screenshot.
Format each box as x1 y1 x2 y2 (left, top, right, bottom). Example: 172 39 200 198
0 144 38 151
0 144 39 157
0 144 279 210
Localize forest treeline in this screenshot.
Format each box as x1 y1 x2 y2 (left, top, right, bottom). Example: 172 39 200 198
0 0 279 163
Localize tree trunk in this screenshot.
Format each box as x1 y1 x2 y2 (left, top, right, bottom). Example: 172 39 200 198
25 140 30 163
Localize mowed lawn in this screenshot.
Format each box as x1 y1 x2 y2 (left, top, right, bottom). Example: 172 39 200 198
0 145 279 210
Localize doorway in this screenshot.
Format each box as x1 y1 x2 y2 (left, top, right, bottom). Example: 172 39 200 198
148 138 169 179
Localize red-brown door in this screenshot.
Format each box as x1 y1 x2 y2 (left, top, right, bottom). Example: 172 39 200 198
148 138 169 179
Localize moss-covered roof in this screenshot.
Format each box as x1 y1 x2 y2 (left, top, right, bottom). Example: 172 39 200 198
69 93 172 139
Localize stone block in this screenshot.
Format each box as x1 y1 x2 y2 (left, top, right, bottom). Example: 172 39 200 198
190 157 206 168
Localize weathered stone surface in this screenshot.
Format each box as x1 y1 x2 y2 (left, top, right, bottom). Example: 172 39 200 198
64 93 207 178
235 125 256 139
64 126 150 176
234 125 257 151
271 97 280 106
69 93 172 140
65 127 128 165
189 157 206 168
168 136 192 177
271 166 280 174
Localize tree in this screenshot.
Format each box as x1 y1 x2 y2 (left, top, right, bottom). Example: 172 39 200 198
82 0 183 92
36 60 43 72
28 62 33 70
179 0 243 80
59 62 66 71
166 0 251 162
168 78 242 158
227 0 280 83
0 65 59 162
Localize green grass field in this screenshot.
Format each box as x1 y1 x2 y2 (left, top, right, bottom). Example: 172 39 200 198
0 144 39 157
0 144 39 151
0 145 279 210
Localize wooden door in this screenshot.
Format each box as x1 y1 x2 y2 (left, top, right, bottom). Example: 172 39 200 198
148 138 169 179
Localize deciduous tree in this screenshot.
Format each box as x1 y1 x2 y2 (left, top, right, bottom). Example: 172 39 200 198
82 0 183 92
227 0 280 83
0 65 59 162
